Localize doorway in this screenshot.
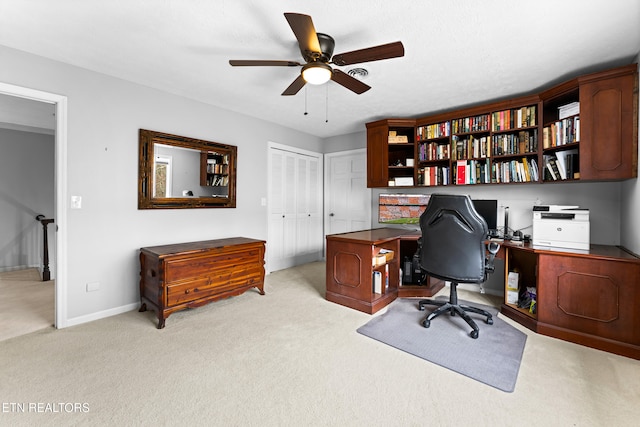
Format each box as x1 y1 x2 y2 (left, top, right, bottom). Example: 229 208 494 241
0 82 68 332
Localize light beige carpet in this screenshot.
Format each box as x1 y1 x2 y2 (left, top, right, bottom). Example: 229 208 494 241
0 262 639 426
0 268 54 342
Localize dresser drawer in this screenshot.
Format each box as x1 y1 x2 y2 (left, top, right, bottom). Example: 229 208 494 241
166 264 263 306
164 247 261 283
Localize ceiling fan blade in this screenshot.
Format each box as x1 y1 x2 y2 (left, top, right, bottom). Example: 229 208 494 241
282 75 306 96
284 13 321 57
331 69 371 94
229 60 300 67
332 41 405 66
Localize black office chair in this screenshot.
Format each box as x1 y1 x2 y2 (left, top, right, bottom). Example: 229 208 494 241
417 194 500 339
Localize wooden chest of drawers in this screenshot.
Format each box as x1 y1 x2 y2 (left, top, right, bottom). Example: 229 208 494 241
139 237 265 328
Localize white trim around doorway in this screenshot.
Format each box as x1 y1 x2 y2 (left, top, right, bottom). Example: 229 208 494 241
0 82 68 329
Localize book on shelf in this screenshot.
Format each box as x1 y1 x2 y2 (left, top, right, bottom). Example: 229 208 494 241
555 149 579 180
373 271 382 294
543 155 562 181
394 176 414 186
456 160 467 185
507 272 519 304
558 101 580 120
388 135 409 143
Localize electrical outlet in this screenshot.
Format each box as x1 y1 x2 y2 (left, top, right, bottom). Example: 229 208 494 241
86 282 100 292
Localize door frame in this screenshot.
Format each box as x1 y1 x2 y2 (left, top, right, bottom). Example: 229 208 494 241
0 82 68 329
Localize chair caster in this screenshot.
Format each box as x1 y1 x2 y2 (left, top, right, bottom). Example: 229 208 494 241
422 319 430 328
418 304 425 311
470 330 479 339
486 317 494 325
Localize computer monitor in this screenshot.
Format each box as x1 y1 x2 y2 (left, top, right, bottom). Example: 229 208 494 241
378 194 430 224
472 199 498 235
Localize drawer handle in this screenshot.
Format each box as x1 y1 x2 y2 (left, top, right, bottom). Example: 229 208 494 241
185 289 190 294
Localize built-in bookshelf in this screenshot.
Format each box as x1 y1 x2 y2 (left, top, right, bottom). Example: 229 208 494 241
541 96 581 182
451 112 491 185
366 64 637 188
416 121 450 186
201 151 230 186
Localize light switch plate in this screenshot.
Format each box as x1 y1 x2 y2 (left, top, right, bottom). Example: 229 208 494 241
71 196 82 209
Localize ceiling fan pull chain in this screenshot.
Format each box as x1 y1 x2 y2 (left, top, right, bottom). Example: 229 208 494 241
325 84 329 123
304 86 308 116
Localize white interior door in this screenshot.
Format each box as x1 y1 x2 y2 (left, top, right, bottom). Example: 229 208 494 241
325 149 371 236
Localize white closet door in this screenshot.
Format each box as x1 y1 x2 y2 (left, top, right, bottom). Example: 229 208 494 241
267 145 323 272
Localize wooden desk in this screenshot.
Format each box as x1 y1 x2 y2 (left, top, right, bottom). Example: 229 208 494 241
325 228 443 314
327 229 640 359
498 240 640 360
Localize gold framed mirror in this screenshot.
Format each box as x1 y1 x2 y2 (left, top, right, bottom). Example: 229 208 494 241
138 129 237 209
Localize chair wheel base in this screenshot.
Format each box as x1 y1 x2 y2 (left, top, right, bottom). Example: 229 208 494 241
470 330 479 339
486 317 494 325
422 319 430 328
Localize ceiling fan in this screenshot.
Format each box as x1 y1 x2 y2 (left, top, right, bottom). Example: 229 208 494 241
229 12 405 96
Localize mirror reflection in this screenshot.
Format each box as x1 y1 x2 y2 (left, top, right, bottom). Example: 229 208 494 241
152 144 229 199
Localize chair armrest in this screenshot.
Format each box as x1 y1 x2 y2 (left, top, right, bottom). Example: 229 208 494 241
485 241 501 274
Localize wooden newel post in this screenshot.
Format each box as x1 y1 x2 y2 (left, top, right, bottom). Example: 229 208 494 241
36 215 55 281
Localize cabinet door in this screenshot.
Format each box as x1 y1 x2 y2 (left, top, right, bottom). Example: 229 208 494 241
366 124 389 187
537 254 640 347
579 71 637 180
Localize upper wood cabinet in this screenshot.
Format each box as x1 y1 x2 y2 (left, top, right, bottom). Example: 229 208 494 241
578 65 638 180
366 64 638 188
366 119 416 187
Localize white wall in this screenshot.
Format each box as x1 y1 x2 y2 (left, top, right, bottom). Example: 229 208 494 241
324 130 366 153
620 55 640 255
0 45 323 322
372 182 623 246
0 128 54 272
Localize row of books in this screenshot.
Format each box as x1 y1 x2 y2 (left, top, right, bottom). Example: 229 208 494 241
206 163 229 174
492 158 539 183
419 156 540 186
417 166 451 186
542 116 580 148
543 150 579 180
418 141 450 161
491 105 537 132
451 114 490 134
492 129 538 156
205 175 229 186
451 135 490 160
416 122 450 140
454 159 491 185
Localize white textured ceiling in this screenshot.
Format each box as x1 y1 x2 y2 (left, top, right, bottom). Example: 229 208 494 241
0 0 639 138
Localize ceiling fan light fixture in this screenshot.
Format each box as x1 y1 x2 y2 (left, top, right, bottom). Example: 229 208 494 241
301 62 332 85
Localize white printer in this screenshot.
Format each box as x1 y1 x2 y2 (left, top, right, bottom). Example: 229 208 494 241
532 205 590 250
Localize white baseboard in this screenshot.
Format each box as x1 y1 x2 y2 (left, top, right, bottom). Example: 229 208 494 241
64 302 139 328
0 264 40 273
